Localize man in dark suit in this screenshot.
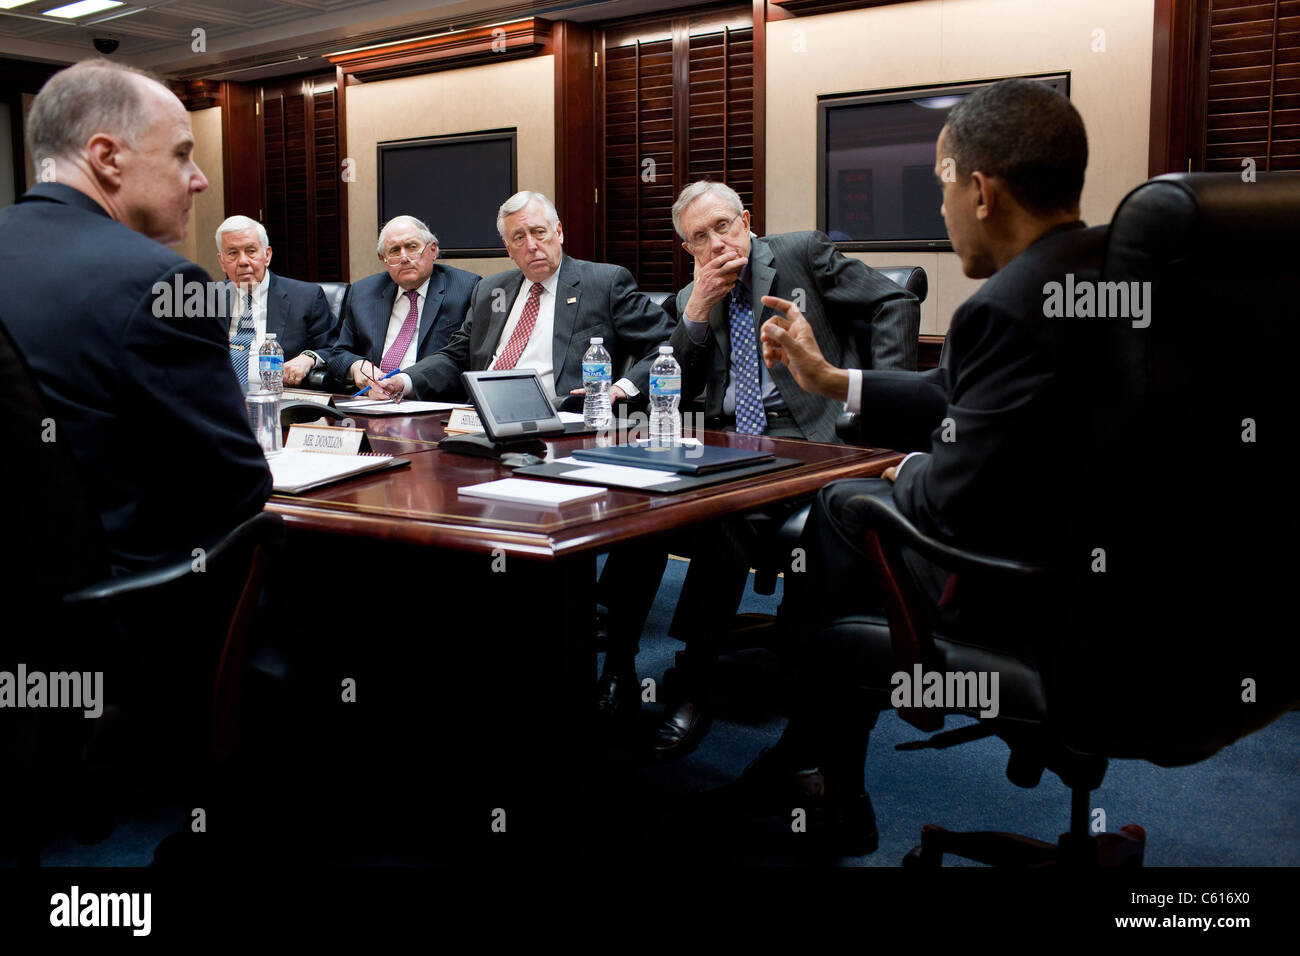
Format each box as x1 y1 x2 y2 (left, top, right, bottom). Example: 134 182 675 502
0 59 270 571
670 181 918 442
722 79 1103 850
326 215 481 392
365 191 674 404
597 181 919 761
214 215 334 389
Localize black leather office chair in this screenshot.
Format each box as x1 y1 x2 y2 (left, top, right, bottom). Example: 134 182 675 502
0 320 284 865
817 172 1300 866
304 280 351 391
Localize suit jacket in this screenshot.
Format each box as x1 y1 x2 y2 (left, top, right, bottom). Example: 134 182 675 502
325 264 480 383
883 221 1108 562
228 270 334 361
404 256 675 401
670 231 919 443
0 183 271 569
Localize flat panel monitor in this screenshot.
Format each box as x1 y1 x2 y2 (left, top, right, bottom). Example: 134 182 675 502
377 130 517 257
817 74 1070 252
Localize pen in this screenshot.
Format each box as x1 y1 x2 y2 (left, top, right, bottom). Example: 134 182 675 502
353 367 401 398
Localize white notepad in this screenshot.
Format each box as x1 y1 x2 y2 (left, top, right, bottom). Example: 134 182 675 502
334 400 462 415
269 449 395 493
458 478 606 507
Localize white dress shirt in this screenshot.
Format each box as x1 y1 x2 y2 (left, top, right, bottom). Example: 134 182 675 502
227 272 271 387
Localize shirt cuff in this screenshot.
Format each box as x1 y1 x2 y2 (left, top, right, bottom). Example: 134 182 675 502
302 350 323 369
397 373 414 398
684 317 709 344
896 451 927 478
614 377 638 398
844 368 862 413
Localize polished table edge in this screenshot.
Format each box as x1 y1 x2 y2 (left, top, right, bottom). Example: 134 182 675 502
266 443 903 560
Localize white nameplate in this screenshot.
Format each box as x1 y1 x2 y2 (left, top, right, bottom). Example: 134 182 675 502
445 407 484 435
285 424 372 454
281 389 333 406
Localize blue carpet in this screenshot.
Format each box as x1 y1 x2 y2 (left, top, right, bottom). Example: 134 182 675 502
9 555 1298 867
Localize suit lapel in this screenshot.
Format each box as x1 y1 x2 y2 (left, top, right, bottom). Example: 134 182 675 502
372 277 400 360
414 267 447 356
478 272 524 367
265 272 288 340
551 257 581 387
749 236 777 340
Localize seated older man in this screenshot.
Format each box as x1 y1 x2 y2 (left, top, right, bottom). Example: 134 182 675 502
325 215 481 392
215 215 334 389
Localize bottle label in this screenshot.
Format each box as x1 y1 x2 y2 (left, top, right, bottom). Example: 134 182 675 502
582 361 611 381
259 355 283 374
650 374 681 396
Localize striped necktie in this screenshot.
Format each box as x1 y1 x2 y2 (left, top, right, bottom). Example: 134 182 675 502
727 291 766 435
230 292 255 390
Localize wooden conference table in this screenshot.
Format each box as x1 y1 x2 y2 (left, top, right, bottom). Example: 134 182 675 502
263 408 903 718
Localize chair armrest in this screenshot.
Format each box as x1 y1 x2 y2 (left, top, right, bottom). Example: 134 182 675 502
844 488 1050 579
62 555 197 606
836 411 865 445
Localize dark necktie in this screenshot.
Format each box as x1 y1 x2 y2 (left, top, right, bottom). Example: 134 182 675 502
728 290 766 435
230 292 255 389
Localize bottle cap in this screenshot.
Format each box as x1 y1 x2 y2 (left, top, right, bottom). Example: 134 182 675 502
265 333 277 340
590 337 603 345
659 345 673 353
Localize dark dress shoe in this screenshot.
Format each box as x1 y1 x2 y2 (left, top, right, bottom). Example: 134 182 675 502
595 671 639 724
651 697 713 761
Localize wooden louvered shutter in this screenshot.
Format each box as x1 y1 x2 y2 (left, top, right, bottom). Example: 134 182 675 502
603 35 677 293
260 75 344 281
1203 0 1299 170
598 9 758 292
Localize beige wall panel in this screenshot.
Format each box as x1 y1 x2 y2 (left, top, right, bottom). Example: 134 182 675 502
171 106 224 272
767 0 1153 334
344 56 555 282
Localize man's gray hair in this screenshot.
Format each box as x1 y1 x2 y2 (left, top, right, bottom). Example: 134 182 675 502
214 215 269 252
27 59 162 163
671 181 744 240
496 191 559 238
377 215 437 258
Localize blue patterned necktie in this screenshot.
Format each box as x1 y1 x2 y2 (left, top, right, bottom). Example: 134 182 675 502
727 291 766 435
229 290 255 389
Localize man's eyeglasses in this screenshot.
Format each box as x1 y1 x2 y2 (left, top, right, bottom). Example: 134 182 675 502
685 214 743 252
505 226 554 249
383 241 430 264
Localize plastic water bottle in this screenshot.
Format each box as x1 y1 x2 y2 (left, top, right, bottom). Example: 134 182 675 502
582 336 613 429
245 389 281 454
259 333 284 396
649 345 681 447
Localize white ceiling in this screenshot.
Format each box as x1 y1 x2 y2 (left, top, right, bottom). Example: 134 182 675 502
0 0 704 81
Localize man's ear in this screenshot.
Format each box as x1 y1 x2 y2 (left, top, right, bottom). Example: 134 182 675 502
264 246 273 269
971 171 996 221
85 132 124 188
428 242 438 261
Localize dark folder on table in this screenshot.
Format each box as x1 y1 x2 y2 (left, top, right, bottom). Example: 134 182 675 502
570 443 773 476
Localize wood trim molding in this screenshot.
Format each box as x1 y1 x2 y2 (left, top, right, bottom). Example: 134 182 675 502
336 65 351 282
1148 0 1202 176
327 18 553 82
170 79 221 111
751 0 766 236
552 21 595 260
918 334 943 370
219 81 262 221
769 0 911 19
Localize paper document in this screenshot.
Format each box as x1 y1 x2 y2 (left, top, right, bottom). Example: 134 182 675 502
558 412 585 424
269 449 396 493
335 400 461 415
552 457 680 487
458 478 606 507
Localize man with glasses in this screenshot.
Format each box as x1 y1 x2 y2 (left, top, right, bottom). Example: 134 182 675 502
365 191 673 405
597 181 919 761
326 214 481 392
214 215 334 389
